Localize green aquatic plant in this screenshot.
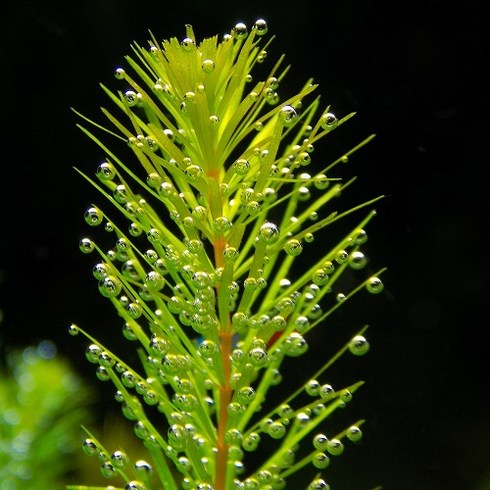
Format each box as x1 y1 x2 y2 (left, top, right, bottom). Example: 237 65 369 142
0 341 91 489
69 19 384 490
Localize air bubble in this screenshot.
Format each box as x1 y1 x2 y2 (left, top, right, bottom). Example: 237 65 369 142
98 276 122 298
279 105 297 125
124 90 140 107
202 59 215 73
346 425 363 442
79 238 95 254
236 386 256 404
114 67 125 79
242 432 260 451
319 384 334 400
110 449 129 469
268 421 286 439
366 276 384 294
125 481 147 490
349 251 367 270
320 112 338 130
145 271 165 291
84 206 103 226
233 22 248 39
134 460 152 474
305 379 320 396
100 461 116 478
348 335 370 356
326 438 344 456
96 366 110 381
284 239 302 256
312 452 330 469
185 164 204 181
258 222 280 244
308 478 330 490
313 433 328 450
232 158 251 175
283 333 308 357
254 19 268 35
181 37 195 50
97 161 116 180
82 438 98 457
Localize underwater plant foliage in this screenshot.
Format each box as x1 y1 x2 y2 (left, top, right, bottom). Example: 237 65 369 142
69 19 385 490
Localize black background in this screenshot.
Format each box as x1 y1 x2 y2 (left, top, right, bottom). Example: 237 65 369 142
1 1 488 489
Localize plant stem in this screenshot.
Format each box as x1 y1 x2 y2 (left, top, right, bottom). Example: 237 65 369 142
210 178 232 490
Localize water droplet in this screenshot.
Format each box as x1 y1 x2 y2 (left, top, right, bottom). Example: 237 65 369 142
98 275 122 298
202 59 215 73
320 112 338 131
92 262 109 279
366 276 384 294
349 335 370 355
79 238 95 254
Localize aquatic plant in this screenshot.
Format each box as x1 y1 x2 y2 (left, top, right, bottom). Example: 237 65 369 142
69 19 384 490
0 341 91 489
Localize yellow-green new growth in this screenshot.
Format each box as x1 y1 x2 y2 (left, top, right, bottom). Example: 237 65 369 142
70 19 384 490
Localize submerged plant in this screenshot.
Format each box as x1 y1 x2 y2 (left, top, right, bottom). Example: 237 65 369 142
0 341 91 489
69 19 384 490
